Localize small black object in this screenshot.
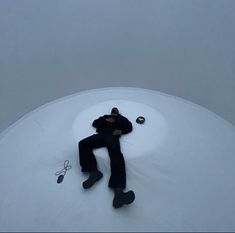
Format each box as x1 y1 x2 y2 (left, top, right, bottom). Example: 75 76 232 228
57 174 64 184
136 116 145 124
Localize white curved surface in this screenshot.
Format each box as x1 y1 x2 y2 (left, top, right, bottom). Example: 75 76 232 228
0 87 235 232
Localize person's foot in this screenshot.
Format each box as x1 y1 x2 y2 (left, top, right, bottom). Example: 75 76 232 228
82 170 103 189
113 188 135 208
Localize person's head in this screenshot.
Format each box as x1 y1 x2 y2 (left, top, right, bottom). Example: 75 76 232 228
111 107 119 116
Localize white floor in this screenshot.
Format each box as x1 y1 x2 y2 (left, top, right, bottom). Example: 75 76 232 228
0 87 235 232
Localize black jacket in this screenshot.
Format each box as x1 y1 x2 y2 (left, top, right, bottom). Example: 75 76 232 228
92 114 133 136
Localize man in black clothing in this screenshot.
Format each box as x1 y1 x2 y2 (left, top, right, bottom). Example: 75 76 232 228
78 107 135 208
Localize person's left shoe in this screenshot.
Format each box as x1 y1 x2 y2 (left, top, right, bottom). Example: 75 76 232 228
113 188 135 208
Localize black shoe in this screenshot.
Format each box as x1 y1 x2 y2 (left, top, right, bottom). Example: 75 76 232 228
82 170 103 189
113 189 135 208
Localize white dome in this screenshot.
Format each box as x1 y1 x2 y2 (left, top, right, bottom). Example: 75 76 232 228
0 87 235 231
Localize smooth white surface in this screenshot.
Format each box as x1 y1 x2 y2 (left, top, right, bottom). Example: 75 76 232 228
0 87 235 232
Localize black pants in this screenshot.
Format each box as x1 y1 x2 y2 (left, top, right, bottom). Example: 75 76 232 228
78 133 126 189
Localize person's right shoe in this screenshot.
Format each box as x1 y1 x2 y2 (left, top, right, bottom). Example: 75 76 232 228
113 188 135 208
82 170 103 189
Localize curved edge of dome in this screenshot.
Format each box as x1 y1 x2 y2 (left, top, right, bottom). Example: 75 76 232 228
1 86 235 140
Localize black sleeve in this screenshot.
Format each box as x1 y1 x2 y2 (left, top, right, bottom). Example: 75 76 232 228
118 116 133 134
92 115 107 128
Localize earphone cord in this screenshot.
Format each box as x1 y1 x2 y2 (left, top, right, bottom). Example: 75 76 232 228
55 160 72 177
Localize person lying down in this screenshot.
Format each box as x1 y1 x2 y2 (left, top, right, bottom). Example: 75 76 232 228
78 107 135 208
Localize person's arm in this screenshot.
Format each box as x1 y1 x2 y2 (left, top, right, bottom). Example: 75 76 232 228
115 116 133 134
92 115 107 128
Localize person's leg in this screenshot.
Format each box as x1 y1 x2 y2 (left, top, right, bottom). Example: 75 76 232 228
105 135 135 208
78 133 106 189
78 133 106 172
105 135 126 189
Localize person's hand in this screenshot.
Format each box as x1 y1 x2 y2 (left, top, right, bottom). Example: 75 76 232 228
105 117 115 123
113 129 122 136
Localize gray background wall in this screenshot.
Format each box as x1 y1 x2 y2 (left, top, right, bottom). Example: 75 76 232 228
1 0 235 133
